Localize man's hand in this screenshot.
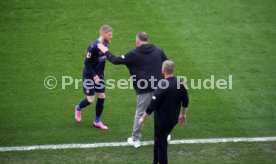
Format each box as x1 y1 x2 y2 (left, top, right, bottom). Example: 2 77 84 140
97 43 109 53
139 116 145 125
93 75 100 85
179 114 186 126
139 112 149 125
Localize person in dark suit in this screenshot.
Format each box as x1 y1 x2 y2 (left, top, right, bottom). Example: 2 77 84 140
139 60 189 164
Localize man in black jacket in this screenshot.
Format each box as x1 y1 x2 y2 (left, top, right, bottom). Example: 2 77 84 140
97 32 168 148
139 60 189 164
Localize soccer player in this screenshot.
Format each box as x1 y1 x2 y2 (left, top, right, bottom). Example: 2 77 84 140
97 32 168 147
139 60 189 164
74 25 113 130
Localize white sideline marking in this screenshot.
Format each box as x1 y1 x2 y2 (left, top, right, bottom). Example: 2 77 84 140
0 136 275 152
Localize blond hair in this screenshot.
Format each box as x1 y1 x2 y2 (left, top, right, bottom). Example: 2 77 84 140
100 25 113 34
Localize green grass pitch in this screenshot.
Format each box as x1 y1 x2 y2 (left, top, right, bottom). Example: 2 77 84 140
0 0 275 163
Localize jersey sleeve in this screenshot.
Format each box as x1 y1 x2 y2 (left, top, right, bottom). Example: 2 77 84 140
146 80 167 115
181 84 189 108
84 43 99 78
84 56 96 78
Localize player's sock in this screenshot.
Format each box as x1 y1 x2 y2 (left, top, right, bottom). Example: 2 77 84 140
78 98 91 111
95 98 105 122
95 116 101 123
75 105 81 111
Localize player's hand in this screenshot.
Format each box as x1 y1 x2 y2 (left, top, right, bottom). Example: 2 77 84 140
93 75 100 85
139 117 145 125
97 43 109 53
179 114 186 126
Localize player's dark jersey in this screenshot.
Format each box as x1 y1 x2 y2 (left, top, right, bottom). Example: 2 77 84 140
83 39 108 79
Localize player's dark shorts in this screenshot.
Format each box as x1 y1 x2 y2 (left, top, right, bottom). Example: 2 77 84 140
82 78 105 96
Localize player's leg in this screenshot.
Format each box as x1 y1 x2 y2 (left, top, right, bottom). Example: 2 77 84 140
77 95 95 110
95 92 105 122
74 82 96 122
93 92 108 130
93 80 108 130
75 96 95 122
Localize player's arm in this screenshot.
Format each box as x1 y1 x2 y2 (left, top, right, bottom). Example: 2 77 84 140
86 46 100 84
139 81 166 125
97 43 134 65
85 52 96 78
179 84 189 126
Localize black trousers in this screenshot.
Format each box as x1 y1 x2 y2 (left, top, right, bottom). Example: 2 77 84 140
153 124 175 164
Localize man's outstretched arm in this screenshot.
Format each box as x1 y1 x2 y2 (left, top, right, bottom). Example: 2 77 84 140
97 43 134 65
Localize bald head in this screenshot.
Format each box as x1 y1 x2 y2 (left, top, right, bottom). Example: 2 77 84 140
136 32 148 47
137 32 148 41
162 60 175 75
